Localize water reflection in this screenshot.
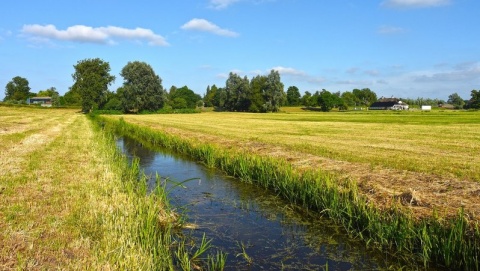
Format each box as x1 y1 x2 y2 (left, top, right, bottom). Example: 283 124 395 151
116 136 429 270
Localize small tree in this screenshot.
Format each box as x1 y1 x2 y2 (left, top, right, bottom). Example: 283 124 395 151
4 76 31 103
447 92 465 109
286 86 301 106
467 89 480 109
316 89 344 112
71 58 115 113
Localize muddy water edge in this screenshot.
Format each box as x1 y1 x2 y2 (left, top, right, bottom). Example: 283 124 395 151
116 135 442 270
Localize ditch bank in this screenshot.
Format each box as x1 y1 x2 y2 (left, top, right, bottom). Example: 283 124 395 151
95 115 479 270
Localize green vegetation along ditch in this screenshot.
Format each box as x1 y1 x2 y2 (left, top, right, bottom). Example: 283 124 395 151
94 114 480 270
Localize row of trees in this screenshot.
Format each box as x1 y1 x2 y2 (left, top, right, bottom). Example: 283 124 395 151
203 70 285 112
3 58 480 112
67 59 202 113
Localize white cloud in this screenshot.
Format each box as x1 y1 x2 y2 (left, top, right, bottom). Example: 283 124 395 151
181 19 239 37
272 66 325 84
413 62 480 82
21 24 169 46
382 0 451 8
378 25 406 34
335 79 374 85
209 0 241 9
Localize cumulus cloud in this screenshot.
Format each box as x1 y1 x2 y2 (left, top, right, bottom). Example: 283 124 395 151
181 19 239 37
21 24 168 46
381 0 451 8
209 0 241 9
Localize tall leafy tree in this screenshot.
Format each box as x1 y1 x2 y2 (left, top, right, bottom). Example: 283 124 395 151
71 58 115 113
447 92 465 109
467 89 480 109
225 72 250 111
286 86 301 106
263 70 284 112
120 61 165 113
4 76 31 102
249 75 267 112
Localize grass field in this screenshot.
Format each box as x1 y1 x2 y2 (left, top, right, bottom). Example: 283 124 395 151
0 106 207 270
107 108 480 221
2 106 479 269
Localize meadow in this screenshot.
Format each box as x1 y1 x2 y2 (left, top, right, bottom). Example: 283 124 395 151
108 108 480 221
2 106 479 270
100 108 480 270
0 106 223 270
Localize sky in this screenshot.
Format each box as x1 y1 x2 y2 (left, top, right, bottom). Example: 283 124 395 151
1 0 480 101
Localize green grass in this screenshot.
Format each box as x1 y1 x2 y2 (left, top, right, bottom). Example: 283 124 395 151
96 112 480 270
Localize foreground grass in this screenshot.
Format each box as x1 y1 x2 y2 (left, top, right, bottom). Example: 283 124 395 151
0 107 222 270
100 110 480 270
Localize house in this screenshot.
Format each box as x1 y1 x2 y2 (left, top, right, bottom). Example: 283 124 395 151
28 97 52 107
369 97 409 110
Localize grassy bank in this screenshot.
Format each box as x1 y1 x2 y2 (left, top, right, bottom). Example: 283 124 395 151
0 107 222 270
98 113 480 270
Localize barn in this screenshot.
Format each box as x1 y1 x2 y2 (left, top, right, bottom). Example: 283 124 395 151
369 97 409 110
28 97 52 107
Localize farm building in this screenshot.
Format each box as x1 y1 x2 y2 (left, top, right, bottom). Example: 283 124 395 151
369 97 409 110
28 97 52 107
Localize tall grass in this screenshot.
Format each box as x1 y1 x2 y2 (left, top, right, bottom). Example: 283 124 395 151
89 114 225 270
96 115 480 270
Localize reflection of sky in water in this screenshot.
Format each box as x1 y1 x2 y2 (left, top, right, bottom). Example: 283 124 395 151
117 136 432 270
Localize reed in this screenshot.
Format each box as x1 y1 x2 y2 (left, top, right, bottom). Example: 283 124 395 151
95 115 480 270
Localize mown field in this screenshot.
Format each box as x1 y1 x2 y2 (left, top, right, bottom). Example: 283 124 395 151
109 108 480 221
0 106 220 270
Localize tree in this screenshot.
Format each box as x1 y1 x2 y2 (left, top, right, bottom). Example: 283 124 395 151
263 70 285 112
352 88 377 107
225 72 250 111
286 86 301 106
316 89 345 112
341 91 357 108
467 89 480 109
249 75 267 112
4 76 31 102
301 91 315 107
63 88 82 106
120 61 165 113
169 86 201 109
447 92 465 109
71 58 115 113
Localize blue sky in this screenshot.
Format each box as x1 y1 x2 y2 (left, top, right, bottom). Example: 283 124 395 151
1 0 479 101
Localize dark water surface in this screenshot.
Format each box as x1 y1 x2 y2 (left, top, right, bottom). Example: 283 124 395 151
116 136 427 270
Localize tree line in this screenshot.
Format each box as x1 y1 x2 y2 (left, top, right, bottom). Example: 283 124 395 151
3 58 480 112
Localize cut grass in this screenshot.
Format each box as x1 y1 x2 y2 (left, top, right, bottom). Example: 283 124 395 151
98 110 480 270
0 106 222 270
104 110 480 222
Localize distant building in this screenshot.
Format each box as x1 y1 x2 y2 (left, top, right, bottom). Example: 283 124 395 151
421 105 432 111
369 97 409 110
28 97 52 107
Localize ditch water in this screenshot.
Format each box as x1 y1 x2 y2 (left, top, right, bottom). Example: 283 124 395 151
116 135 427 270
